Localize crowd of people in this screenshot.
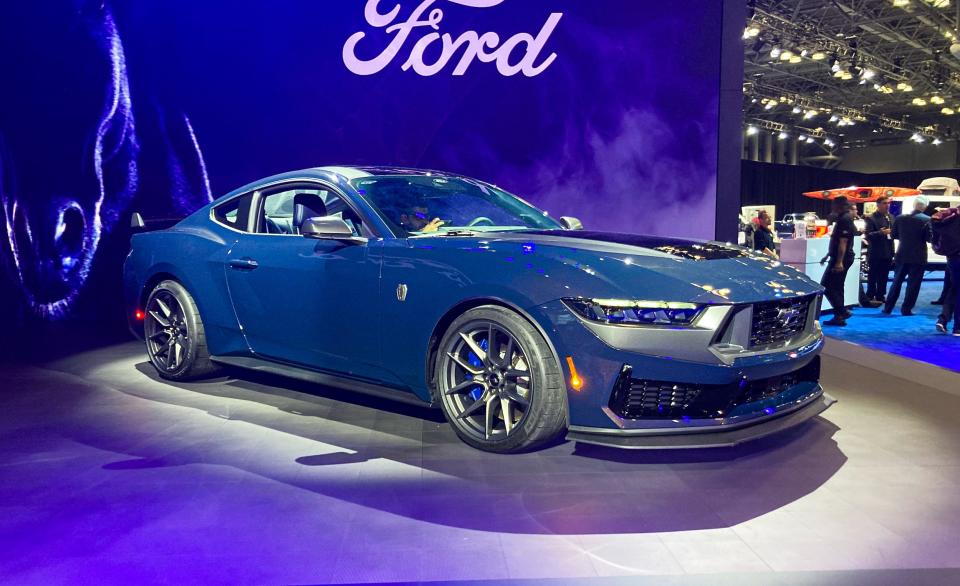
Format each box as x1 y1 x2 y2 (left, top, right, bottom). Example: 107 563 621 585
742 197 960 334
818 195 960 335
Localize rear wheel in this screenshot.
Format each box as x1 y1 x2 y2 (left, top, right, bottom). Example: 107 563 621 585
435 306 567 453
144 280 218 380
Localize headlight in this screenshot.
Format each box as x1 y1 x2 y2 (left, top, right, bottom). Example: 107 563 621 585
562 298 705 326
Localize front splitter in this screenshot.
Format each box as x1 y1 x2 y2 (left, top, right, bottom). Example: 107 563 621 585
566 392 837 450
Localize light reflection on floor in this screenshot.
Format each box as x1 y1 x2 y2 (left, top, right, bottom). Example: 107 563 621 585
1 342 959 584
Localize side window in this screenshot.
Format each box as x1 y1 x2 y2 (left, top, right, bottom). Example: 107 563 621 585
212 193 254 231
256 186 365 236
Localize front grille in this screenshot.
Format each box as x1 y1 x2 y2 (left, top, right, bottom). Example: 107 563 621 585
750 296 812 347
609 357 820 420
617 379 702 419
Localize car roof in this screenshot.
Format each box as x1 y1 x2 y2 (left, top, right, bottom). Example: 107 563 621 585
213 166 468 202
316 165 461 180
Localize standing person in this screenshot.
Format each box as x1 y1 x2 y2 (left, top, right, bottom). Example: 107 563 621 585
932 270 951 306
932 205 960 335
753 210 777 258
883 196 932 316
820 196 857 326
863 196 895 306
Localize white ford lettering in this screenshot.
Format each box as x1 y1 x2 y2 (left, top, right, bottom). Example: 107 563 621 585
343 0 563 77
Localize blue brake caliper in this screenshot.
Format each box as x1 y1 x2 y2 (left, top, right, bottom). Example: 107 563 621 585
465 338 487 401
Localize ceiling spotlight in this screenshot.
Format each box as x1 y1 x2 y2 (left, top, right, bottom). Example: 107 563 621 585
811 51 827 60
746 125 759 135
931 95 945 104
911 133 925 143
933 138 943 145
792 106 803 114
831 59 841 73
891 0 910 7
913 97 928 106
861 68 876 80
743 26 761 39
798 134 807 141
765 102 776 110
943 107 956 115
800 49 809 57
829 114 840 122
804 110 818 119
789 55 802 64
771 46 782 59
778 131 789 140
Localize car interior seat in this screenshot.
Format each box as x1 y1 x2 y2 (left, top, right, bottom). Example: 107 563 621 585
293 193 328 234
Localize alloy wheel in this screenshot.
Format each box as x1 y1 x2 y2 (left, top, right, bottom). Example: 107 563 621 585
441 321 533 440
144 290 191 373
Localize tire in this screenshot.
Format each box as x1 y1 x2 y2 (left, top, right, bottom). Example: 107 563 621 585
434 305 567 453
143 280 219 380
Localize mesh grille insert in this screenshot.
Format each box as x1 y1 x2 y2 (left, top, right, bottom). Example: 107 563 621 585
750 296 812 348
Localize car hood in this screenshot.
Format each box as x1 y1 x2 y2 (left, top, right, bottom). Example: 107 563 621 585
448 230 824 305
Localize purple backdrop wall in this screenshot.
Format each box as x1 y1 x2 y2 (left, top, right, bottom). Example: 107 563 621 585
0 0 731 332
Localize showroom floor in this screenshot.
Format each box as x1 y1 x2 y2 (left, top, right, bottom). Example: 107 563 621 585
1 342 959 584
821 281 959 373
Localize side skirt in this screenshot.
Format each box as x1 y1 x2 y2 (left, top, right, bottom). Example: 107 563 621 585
210 355 436 409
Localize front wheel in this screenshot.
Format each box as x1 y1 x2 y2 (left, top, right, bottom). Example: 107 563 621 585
144 280 219 380
435 306 567 453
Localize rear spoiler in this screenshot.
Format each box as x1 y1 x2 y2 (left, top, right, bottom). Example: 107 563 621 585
130 212 185 232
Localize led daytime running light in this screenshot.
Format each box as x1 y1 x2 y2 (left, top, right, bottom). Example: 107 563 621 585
563 298 704 326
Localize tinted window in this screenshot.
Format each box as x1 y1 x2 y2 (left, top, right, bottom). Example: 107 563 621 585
213 193 253 231
256 186 365 236
351 175 562 236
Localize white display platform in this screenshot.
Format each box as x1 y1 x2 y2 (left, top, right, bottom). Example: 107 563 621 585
780 236 862 312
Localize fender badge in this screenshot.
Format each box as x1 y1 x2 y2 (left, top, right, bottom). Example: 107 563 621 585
396 283 408 302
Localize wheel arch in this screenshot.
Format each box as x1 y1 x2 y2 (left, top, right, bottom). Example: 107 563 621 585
424 297 569 424
140 271 182 310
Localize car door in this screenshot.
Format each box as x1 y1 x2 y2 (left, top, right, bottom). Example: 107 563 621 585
224 181 388 382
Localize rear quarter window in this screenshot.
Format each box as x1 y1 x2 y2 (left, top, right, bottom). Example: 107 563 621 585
213 193 253 231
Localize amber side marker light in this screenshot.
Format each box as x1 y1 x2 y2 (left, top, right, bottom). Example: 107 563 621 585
134 310 145 321
566 356 584 391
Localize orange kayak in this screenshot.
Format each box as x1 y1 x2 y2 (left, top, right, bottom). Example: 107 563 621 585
802 187 921 202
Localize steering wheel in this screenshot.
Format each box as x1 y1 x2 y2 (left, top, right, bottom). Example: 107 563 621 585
466 216 495 227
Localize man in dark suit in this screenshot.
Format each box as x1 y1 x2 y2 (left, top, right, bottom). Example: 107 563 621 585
863 196 895 305
883 196 933 316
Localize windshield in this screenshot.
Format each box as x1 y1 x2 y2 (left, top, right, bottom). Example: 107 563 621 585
351 175 563 236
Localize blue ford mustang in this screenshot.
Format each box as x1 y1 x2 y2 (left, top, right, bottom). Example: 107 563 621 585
123 166 834 452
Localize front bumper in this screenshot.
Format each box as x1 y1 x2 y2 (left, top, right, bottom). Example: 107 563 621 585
567 390 836 449
527 297 830 441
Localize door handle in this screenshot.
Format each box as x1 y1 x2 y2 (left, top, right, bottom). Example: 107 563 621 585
229 258 259 270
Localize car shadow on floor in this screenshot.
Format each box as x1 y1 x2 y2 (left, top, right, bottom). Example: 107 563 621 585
50 346 847 536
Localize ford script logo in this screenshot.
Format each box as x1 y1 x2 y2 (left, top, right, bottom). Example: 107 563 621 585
343 0 563 77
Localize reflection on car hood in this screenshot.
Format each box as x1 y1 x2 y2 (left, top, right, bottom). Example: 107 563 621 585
516 230 749 260
468 230 823 304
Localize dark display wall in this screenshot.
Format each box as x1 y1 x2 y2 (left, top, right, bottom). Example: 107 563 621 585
0 1 741 341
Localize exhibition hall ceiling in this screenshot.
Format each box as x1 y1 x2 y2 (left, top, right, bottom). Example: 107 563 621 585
744 0 960 149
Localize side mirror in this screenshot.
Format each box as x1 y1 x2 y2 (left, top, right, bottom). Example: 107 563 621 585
301 216 366 244
560 216 583 230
